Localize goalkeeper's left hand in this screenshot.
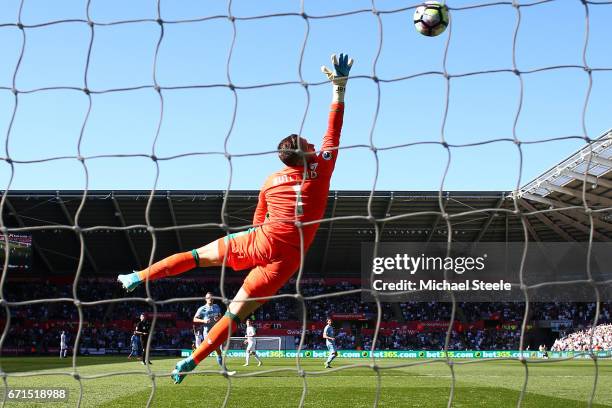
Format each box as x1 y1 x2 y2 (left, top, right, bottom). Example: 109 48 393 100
321 53 354 103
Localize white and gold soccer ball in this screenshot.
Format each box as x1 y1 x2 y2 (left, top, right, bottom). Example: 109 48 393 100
414 1 450 37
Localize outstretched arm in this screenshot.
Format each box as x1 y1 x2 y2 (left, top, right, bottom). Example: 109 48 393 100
320 53 354 157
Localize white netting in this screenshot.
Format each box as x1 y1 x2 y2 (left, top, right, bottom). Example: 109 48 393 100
0 1 611 407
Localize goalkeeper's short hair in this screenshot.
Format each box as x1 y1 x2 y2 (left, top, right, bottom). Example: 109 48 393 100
278 134 306 167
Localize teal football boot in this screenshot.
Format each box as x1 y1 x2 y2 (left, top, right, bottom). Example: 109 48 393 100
171 357 196 384
117 272 142 292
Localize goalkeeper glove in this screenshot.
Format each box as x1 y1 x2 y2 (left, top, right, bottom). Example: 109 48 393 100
321 53 354 103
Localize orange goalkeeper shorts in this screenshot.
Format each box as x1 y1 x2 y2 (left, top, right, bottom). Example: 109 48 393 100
216 227 301 301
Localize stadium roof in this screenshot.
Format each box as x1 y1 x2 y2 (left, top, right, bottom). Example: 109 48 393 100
517 129 612 243
2 186 610 276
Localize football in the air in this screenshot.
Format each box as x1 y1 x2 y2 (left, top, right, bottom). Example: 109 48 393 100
414 1 450 37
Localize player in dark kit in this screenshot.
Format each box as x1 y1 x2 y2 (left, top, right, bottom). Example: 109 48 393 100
134 313 152 365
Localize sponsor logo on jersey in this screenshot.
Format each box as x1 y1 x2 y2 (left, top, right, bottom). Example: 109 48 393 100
322 151 333 161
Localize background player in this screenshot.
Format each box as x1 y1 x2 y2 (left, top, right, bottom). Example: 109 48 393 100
134 313 152 365
539 344 549 359
117 52 353 384
128 332 140 359
193 292 223 367
59 330 68 359
243 319 262 367
323 318 338 368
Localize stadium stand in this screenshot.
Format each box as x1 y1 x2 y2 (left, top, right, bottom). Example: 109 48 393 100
2 278 610 354
2 133 611 357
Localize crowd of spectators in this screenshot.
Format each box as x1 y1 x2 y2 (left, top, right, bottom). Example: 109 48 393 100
552 324 612 351
363 328 523 351
1 279 611 353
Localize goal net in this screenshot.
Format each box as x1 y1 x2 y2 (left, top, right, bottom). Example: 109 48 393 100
228 337 282 352
0 1 611 407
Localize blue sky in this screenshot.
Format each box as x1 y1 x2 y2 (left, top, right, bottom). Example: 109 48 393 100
0 0 610 192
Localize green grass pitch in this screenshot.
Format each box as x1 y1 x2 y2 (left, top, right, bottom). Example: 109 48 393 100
1 356 611 407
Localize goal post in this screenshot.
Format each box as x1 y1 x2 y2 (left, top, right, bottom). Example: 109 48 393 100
228 337 282 352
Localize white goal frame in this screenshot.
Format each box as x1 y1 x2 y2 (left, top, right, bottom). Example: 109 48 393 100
228 337 282 351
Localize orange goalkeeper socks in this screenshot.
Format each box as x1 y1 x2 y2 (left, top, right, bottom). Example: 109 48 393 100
136 251 198 282
192 314 238 364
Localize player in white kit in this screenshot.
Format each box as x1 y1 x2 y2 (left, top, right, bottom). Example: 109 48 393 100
60 330 68 358
243 319 262 367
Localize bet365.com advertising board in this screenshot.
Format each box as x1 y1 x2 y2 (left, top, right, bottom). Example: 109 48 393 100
181 349 612 359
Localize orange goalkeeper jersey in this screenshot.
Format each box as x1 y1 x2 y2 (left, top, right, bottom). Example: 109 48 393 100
253 103 344 250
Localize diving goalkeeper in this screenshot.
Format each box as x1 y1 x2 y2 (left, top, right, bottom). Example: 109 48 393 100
117 53 353 384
